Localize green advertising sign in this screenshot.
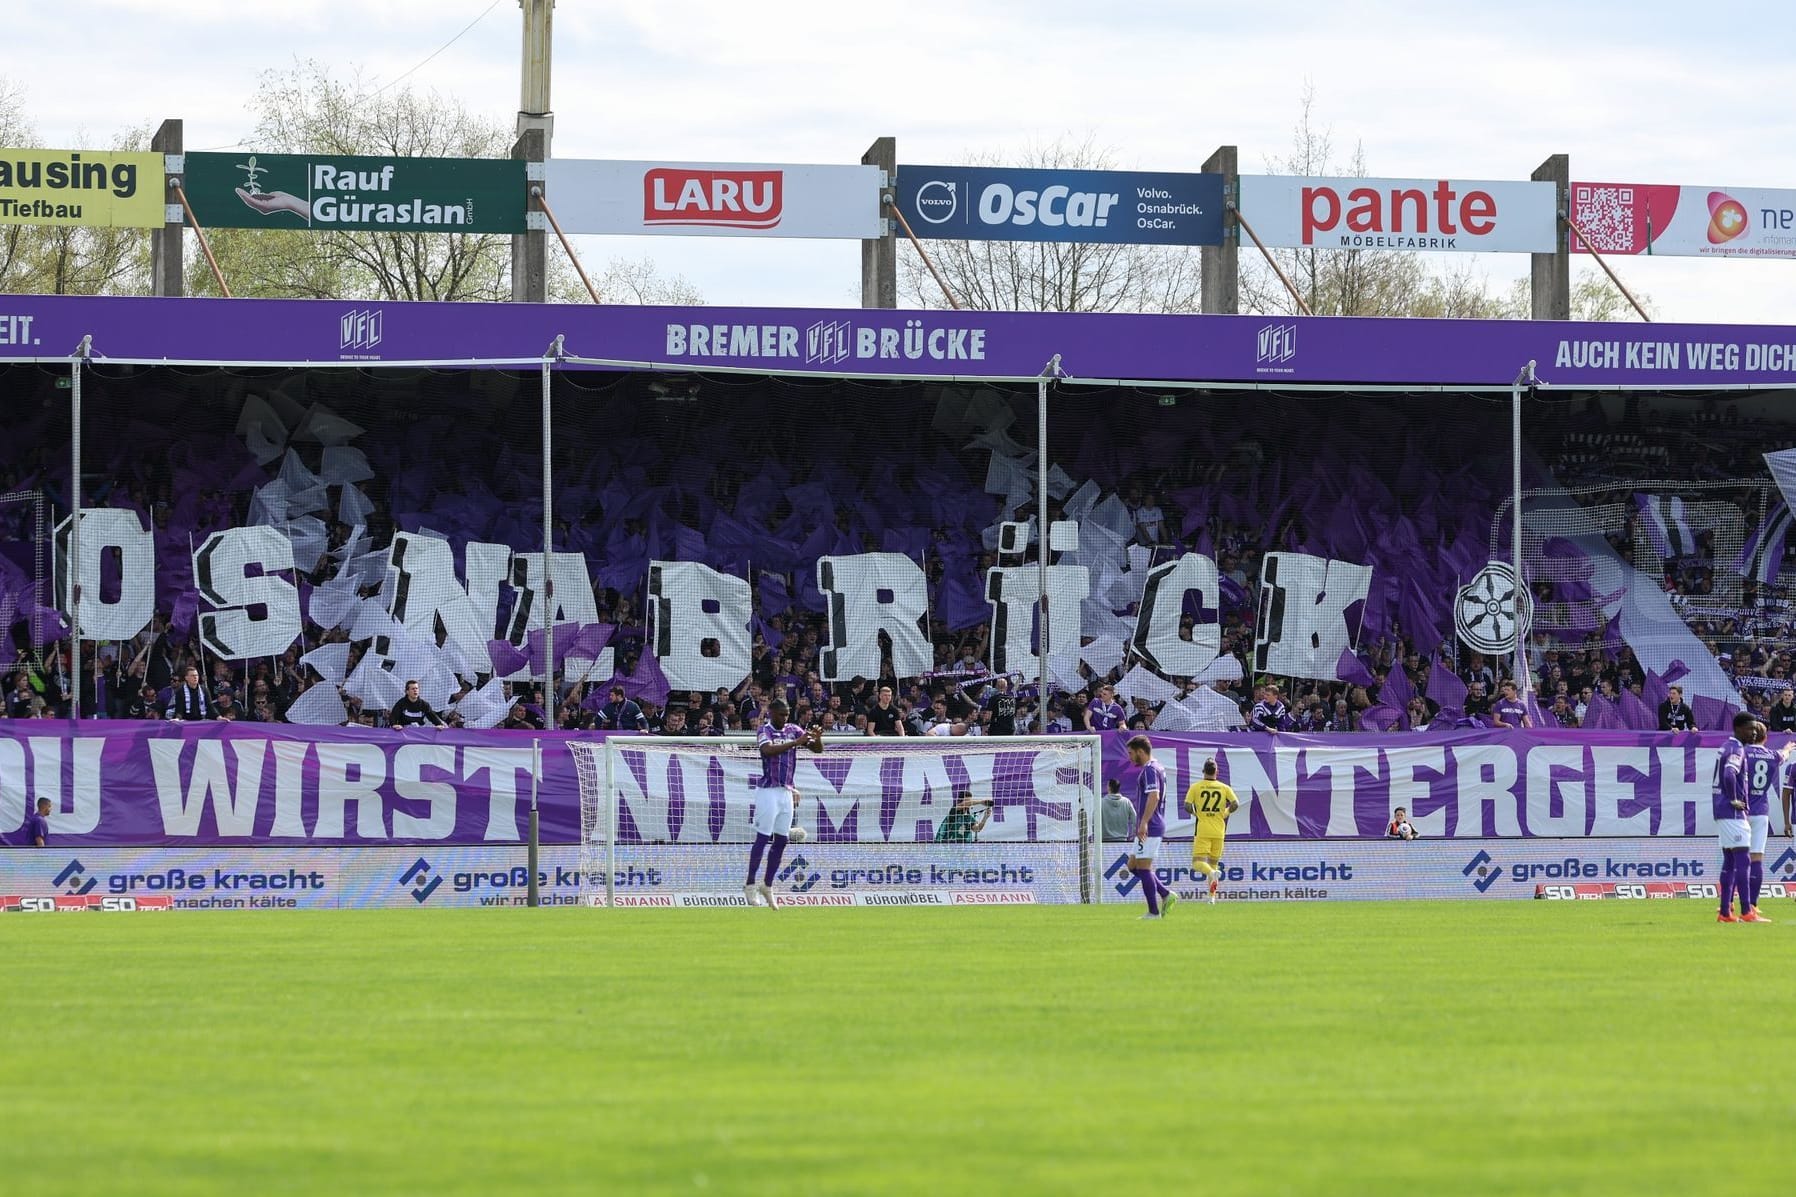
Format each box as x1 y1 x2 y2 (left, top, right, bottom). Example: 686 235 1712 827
184 152 526 233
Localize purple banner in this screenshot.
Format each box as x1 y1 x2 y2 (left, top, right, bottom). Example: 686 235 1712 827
1107 728 1785 840
3 293 1796 387
0 725 1780 848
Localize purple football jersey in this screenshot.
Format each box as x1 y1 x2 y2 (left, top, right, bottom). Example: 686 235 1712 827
756 721 806 788
1133 759 1167 837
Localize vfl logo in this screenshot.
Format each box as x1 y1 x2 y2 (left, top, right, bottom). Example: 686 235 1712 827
400 858 443 904
644 167 783 230
775 854 821 893
1772 847 1796 879
340 309 382 351
914 179 957 224
1256 323 1296 365
1103 853 1140 897
805 320 851 366
53 859 98 895
1463 850 1502 893
1707 191 1748 245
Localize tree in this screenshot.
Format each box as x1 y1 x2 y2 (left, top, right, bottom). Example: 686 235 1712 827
0 79 150 297
1242 86 1650 321
549 255 704 307
185 61 701 306
898 136 1203 313
187 62 511 301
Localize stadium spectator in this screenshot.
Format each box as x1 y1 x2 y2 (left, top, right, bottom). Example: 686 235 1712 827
7 673 35 719
389 680 447 728
1550 694 1580 728
501 700 543 731
597 685 648 732
1463 681 1492 725
866 686 906 736
1659 685 1696 732
1770 687 1796 734
126 684 159 721
167 666 213 721
1492 681 1530 730
1102 779 1135 841
660 707 689 736
982 675 1019 736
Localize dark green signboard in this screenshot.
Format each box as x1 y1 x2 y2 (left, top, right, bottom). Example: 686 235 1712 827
185 152 526 233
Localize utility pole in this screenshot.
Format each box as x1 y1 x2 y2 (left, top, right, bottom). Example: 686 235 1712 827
513 0 554 303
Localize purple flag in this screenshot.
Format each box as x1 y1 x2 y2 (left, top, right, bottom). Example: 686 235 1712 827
488 639 531 678
1426 656 1467 716
1618 687 1656 732
1380 665 1415 729
1358 703 1403 732
1335 649 1376 687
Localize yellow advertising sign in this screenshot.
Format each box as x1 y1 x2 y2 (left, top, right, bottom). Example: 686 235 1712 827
0 149 165 228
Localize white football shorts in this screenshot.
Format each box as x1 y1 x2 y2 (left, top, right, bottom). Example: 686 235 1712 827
1129 835 1162 861
752 785 798 837
1749 815 1770 854
1716 818 1751 851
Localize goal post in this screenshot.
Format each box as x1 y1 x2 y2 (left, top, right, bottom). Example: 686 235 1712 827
569 735 1103 907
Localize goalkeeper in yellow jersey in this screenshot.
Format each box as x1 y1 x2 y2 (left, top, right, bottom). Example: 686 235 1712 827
1182 757 1239 904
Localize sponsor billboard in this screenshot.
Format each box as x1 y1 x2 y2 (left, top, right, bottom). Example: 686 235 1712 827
1570 181 1796 260
1236 176 1556 252
2 839 1774 907
893 165 1224 245
541 160 882 239
0 149 165 227
183 152 526 233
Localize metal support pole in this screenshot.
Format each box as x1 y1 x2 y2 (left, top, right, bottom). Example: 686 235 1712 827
542 343 560 734
529 341 561 908
1037 355 1062 730
1511 361 1535 699
528 738 542 907
1231 205 1313 316
69 341 87 720
888 196 959 310
1563 216 1652 321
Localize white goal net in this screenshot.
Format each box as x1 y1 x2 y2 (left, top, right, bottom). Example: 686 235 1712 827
569 736 1102 907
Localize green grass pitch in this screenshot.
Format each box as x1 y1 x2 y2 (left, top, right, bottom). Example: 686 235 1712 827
2 901 1791 1195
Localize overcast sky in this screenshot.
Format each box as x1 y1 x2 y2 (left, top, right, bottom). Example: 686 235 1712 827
9 0 1796 322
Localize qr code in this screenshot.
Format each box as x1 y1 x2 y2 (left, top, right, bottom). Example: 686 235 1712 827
1572 185 1635 252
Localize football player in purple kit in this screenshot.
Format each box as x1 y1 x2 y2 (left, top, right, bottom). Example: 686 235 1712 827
1084 684 1125 732
1713 711 1755 923
1738 719 1781 922
1124 735 1177 919
745 699 820 908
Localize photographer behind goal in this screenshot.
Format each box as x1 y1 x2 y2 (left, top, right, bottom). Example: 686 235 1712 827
936 791 993 843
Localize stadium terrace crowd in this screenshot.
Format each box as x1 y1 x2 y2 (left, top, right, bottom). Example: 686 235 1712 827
2 378 1794 733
